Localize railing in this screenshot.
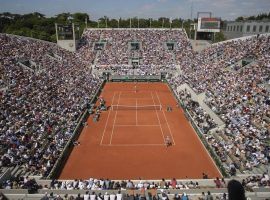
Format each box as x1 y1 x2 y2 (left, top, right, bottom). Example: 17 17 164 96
0 168 11 183
47 80 105 179
183 109 229 177
110 74 161 82
165 80 229 177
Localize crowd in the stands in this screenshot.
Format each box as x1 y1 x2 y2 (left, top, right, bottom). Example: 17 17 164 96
0 34 101 176
81 29 190 75
0 173 270 191
1 29 270 184
169 34 270 172
1 174 269 190
0 175 269 199
177 89 217 133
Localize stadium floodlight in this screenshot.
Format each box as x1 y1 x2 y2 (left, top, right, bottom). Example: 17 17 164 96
162 19 164 28
85 16 88 28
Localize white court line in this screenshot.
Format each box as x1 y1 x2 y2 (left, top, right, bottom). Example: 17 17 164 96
109 92 121 145
150 92 166 143
114 124 160 127
117 97 153 100
100 92 116 145
155 91 176 145
100 144 165 147
136 99 138 126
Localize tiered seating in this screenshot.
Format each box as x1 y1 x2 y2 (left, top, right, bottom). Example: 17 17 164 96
1 176 269 200
0 34 101 177
80 29 190 75
170 34 270 174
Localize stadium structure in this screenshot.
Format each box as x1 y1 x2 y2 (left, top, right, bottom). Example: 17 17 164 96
0 14 270 200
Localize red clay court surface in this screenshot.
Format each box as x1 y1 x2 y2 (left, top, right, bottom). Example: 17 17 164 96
59 82 222 179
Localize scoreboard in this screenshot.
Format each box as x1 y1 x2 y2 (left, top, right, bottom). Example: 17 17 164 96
197 17 220 32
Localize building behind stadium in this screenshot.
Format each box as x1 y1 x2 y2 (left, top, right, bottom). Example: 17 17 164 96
224 20 270 39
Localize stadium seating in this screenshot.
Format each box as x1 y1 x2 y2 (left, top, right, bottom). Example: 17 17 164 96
80 29 190 75
0 34 102 177
0 29 270 199
169 34 270 174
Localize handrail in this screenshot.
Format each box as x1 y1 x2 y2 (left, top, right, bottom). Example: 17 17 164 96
47 80 105 179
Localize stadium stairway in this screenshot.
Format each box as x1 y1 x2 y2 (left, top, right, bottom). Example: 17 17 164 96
247 165 270 175
10 166 20 177
172 65 182 78
175 83 269 177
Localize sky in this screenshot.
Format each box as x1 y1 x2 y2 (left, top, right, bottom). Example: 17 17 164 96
0 0 269 20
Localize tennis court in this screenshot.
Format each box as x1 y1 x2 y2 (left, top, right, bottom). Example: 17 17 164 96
59 82 222 179
100 89 175 146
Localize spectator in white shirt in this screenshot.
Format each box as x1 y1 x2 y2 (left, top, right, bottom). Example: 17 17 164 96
104 192 110 200
110 193 116 200
84 191 90 200
116 191 122 200
90 192 97 200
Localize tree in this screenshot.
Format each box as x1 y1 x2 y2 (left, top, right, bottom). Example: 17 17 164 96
235 16 244 21
214 32 226 43
55 13 71 23
72 13 89 23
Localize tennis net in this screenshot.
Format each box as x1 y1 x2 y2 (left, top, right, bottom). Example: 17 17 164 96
111 105 162 111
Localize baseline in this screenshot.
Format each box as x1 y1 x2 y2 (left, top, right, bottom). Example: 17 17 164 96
100 144 165 147
114 124 160 127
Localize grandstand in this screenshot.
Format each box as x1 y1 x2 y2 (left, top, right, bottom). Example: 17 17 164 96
0 19 270 200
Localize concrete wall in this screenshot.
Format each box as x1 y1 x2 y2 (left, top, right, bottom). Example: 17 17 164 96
212 33 270 46
176 83 224 127
190 40 211 52
57 40 78 52
223 31 243 40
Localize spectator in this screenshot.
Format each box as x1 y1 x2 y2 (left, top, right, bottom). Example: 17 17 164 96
84 191 90 200
116 191 122 200
206 191 214 200
227 180 246 200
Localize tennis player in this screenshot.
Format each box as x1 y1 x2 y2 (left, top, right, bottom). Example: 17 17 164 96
134 84 137 93
165 136 172 147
